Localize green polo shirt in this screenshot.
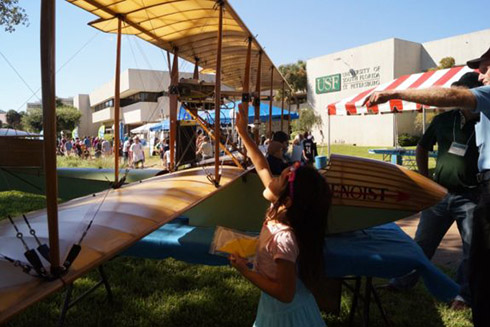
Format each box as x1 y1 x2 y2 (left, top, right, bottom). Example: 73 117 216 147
419 109 479 193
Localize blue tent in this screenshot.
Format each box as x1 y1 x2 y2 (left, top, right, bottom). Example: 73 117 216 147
201 101 299 124
149 102 298 132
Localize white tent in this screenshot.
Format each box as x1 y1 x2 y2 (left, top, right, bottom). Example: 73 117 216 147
0 128 41 137
130 123 159 134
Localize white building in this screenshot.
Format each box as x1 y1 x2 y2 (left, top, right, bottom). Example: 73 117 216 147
74 69 215 137
307 28 490 146
0 110 6 125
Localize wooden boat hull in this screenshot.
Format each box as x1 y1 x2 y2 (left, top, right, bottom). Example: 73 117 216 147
184 154 446 234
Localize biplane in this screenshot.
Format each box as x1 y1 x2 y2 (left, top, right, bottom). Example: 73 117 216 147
0 0 446 324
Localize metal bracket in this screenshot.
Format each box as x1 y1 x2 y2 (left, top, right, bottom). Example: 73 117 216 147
242 93 251 102
58 265 113 327
169 85 179 95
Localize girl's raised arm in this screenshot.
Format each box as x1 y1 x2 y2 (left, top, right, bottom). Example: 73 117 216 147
235 107 273 189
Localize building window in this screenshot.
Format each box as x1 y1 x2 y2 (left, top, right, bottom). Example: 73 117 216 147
92 91 166 112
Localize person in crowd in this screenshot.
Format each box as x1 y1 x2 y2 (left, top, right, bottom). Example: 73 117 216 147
163 142 175 171
92 136 98 149
196 135 213 160
247 126 255 142
84 136 91 150
153 137 160 156
231 105 330 327
82 144 90 160
94 138 102 158
196 129 205 150
64 138 73 156
74 140 82 157
122 137 131 165
130 136 145 169
267 141 289 175
260 134 267 146
271 131 291 161
387 72 482 310
101 138 111 156
302 132 317 164
363 47 490 326
162 139 170 169
154 138 164 167
290 134 304 162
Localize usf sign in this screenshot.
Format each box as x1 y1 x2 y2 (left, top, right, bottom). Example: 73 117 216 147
316 74 341 94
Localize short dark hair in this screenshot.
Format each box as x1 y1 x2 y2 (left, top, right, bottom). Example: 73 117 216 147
272 131 288 143
451 72 482 89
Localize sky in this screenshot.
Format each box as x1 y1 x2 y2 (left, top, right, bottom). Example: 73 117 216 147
0 0 488 112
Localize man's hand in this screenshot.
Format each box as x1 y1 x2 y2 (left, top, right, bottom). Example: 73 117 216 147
362 90 398 107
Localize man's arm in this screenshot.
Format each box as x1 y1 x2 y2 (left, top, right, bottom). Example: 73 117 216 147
363 87 477 110
415 144 430 177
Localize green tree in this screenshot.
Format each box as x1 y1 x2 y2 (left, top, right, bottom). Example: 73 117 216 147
277 60 307 100
427 56 456 71
6 109 22 129
292 107 322 135
438 57 455 69
0 0 28 33
21 106 81 133
56 106 81 132
21 108 43 132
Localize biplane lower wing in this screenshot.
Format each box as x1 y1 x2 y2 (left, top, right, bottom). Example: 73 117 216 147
0 155 447 323
0 166 248 323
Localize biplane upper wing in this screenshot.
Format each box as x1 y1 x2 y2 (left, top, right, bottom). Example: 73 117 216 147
66 0 291 92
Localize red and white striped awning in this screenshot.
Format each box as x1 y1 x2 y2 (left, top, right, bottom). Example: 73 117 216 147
327 66 475 115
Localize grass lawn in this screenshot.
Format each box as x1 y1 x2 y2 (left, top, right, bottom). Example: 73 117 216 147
4 255 472 327
3 145 468 326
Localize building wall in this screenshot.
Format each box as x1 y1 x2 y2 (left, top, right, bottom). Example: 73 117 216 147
421 29 490 69
74 94 99 137
87 69 219 130
307 39 399 146
307 28 490 146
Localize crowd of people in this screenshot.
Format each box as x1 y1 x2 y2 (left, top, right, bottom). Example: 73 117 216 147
57 135 113 159
261 130 318 176
56 134 150 169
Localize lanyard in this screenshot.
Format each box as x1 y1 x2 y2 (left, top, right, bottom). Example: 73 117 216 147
453 112 474 146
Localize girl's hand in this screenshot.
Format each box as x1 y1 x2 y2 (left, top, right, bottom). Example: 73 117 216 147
235 105 248 137
229 253 249 274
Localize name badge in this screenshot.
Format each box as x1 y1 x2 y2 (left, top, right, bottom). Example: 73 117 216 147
448 142 467 157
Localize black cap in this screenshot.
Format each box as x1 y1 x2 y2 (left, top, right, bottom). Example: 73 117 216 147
451 72 483 89
467 47 490 69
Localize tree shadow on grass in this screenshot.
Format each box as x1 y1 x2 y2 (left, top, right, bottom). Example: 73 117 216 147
6 257 473 327
7 257 259 327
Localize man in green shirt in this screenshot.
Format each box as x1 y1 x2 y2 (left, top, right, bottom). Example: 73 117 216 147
389 72 482 309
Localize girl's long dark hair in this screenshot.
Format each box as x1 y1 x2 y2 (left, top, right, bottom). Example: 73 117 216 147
267 165 332 291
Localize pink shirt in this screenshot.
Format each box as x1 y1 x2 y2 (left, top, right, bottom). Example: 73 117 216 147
254 221 299 280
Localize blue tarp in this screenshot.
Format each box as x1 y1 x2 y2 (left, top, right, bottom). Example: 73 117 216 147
124 220 458 302
149 102 299 132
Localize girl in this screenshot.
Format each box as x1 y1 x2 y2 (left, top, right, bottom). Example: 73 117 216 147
230 107 331 327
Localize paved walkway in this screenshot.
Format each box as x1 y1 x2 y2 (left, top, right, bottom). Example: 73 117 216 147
396 213 463 270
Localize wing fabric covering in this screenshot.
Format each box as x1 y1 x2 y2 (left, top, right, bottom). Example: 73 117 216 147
0 166 246 323
66 0 288 91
